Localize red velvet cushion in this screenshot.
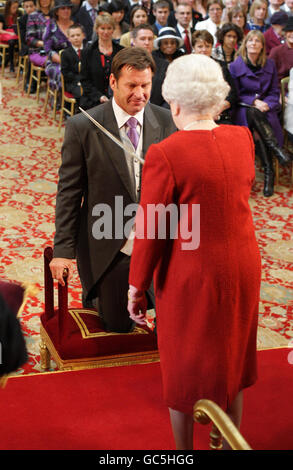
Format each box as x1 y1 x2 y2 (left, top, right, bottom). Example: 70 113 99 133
64 91 74 99
40 309 157 360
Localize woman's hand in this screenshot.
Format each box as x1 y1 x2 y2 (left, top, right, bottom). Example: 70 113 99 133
253 99 269 113
127 285 148 326
37 40 44 47
52 52 60 63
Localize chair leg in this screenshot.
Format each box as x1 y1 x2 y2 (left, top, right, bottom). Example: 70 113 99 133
36 69 41 103
58 100 64 132
52 89 58 119
27 66 33 95
21 59 27 91
44 80 50 112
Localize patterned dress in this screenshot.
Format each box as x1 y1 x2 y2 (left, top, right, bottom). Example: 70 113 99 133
26 10 50 67
43 19 71 90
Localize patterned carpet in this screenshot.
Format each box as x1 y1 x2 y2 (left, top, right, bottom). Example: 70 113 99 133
0 74 292 375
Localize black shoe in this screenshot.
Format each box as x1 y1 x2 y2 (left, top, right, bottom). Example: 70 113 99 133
263 170 274 197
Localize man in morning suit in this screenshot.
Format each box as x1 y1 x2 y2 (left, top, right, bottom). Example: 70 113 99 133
50 48 176 333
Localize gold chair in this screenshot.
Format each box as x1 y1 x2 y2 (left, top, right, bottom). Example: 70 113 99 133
27 62 46 102
0 43 9 76
16 17 28 91
276 76 293 186
58 72 77 131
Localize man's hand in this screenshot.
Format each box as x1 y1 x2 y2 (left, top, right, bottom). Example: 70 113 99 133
49 258 75 286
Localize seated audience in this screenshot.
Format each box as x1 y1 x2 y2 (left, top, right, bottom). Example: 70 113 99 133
195 0 224 46
192 29 237 123
228 5 249 37
131 23 168 106
61 23 86 106
108 0 129 42
26 0 53 72
213 22 243 64
246 0 269 33
264 10 288 55
43 0 73 91
80 13 123 109
76 0 100 41
174 2 195 53
152 0 170 35
0 0 21 73
229 30 292 197
18 0 37 57
120 5 149 47
269 16 293 83
153 26 184 62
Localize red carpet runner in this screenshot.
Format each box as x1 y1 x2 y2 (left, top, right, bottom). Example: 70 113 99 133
0 348 292 450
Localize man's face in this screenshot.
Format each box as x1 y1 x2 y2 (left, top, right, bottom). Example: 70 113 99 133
110 65 153 115
153 7 170 26
132 29 154 54
175 5 192 28
88 0 99 7
68 27 85 48
269 0 283 7
285 0 293 9
23 1 36 14
208 3 223 24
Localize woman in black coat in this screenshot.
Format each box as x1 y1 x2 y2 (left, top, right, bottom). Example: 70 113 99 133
80 13 124 109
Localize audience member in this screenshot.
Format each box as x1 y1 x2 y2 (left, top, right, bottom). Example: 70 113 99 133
152 0 170 35
269 16 293 83
153 26 184 62
0 0 21 73
168 0 203 29
26 0 53 75
221 0 238 24
213 22 243 63
76 0 101 41
131 23 168 106
120 5 149 47
264 10 288 55
281 0 293 16
192 29 237 123
195 0 224 46
174 2 194 53
267 0 285 23
80 13 123 109
229 30 291 197
108 0 129 42
228 5 248 36
18 0 37 58
61 23 86 106
246 0 269 33
284 66 293 141
43 0 73 91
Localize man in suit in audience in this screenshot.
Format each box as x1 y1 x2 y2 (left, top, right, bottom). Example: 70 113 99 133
131 23 169 107
174 2 194 54
76 0 100 41
152 0 170 35
61 23 86 106
50 48 176 333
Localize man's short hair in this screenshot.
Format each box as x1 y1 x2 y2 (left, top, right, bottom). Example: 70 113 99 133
111 47 156 79
131 23 154 39
153 0 170 11
67 23 86 35
175 2 192 12
23 0 36 4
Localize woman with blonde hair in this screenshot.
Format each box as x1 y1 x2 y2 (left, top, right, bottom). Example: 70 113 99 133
247 0 269 33
230 30 292 196
80 13 123 109
128 53 262 450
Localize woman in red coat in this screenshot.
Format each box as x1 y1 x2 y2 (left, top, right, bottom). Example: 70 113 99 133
128 54 261 450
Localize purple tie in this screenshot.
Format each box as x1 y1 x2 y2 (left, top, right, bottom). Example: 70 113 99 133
127 117 139 150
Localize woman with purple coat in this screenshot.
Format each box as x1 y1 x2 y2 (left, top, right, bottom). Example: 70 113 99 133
43 0 73 91
230 30 292 197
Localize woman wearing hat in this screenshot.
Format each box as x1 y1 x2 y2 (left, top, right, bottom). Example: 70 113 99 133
153 27 185 63
264 11 288 55
43 0 74 91
269 16 293 83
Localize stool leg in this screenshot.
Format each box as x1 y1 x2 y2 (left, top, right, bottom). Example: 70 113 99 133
40 337 51 370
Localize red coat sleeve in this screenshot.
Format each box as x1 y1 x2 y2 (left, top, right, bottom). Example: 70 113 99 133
129 142 176 291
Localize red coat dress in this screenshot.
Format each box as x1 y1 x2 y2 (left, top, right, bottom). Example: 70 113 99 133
129 125 261 415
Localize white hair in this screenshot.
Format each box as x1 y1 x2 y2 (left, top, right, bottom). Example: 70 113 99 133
162 54 230 115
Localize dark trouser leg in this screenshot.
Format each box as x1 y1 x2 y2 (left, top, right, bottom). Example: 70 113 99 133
8 39 17 72
246 107 291 166
96 252 134 333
